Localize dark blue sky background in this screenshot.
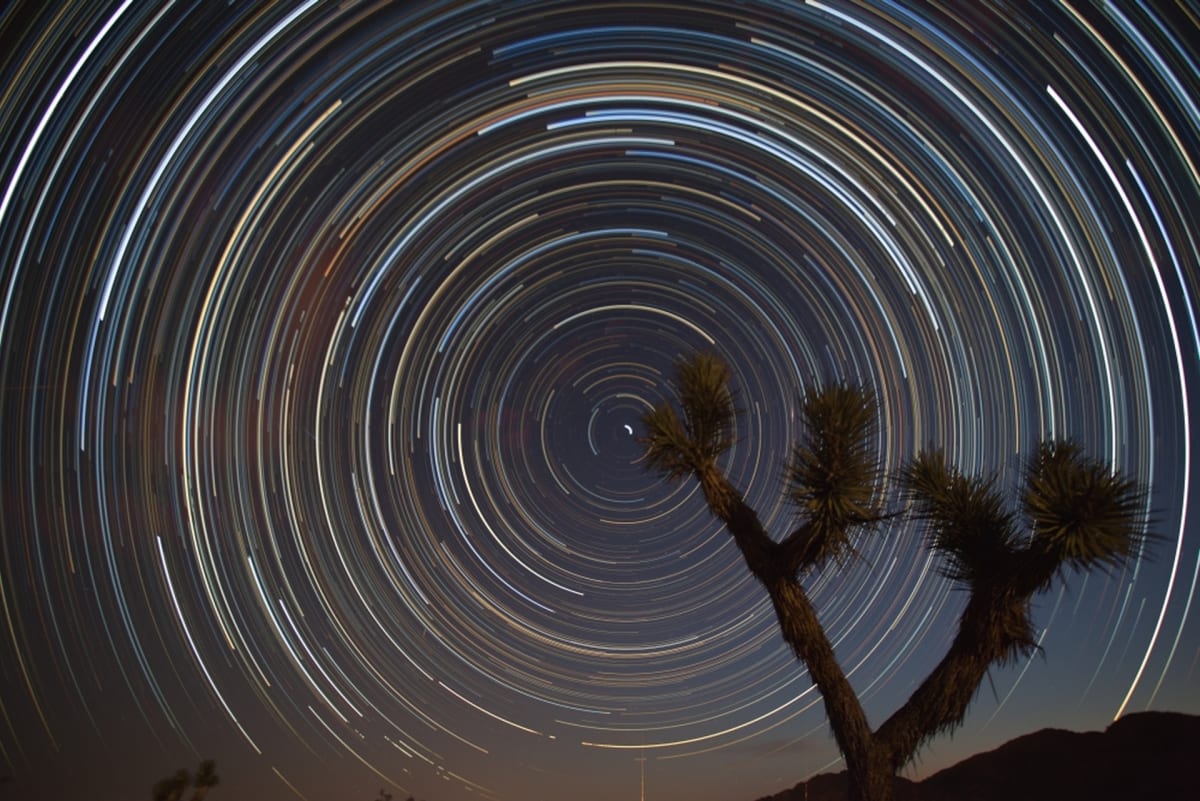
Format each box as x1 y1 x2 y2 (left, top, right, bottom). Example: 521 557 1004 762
1 2 1197 800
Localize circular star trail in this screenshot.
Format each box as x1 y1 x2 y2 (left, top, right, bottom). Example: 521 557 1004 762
1 3 1197 801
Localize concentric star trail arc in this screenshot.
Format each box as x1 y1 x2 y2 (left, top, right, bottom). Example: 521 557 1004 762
0 3 1196 801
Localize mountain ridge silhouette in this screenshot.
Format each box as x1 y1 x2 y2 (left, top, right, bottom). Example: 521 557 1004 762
753 710 1198 801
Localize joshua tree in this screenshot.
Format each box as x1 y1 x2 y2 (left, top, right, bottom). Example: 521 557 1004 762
191 760 219 801
152 769 190 801
151 759 219 801
641 351 1147 801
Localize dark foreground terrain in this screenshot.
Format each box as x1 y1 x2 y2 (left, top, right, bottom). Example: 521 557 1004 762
755 711 1198 801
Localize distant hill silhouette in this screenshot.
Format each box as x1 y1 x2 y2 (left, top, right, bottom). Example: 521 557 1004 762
754 711 1198 801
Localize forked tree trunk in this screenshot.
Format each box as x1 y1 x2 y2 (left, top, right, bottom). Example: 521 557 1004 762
696 467 1033 801
698 467 895 801
768 580 895 801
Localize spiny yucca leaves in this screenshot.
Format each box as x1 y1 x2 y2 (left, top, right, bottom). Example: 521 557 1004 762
676 351 737 462
786 384 881 568
1024 439 1145 575
640 402 694 479
640 352 737 478
902 450 1019 589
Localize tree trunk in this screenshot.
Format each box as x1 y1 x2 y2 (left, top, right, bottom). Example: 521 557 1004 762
846 748 894 801
873 585 1031 772
767 580 893 801
694 468 895 800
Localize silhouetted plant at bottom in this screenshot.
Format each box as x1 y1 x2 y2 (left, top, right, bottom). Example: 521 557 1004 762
641 351 1149 801
373 790 420 801
151 759 219 801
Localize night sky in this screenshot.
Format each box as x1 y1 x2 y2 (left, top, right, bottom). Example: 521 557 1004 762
1 2 1198 801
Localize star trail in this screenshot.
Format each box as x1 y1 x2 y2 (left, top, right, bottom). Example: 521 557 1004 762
1 2 1197 801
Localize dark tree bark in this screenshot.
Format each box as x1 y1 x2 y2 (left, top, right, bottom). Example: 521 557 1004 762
698 467 893 801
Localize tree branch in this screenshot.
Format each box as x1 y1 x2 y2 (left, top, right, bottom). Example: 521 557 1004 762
696 465 877 771
778 523 817 577
696 465 779 580
873 583 1034 771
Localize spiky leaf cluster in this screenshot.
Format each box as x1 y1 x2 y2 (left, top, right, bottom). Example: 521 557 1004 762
902 450 1021 590
676 351 737 460
902 451 1044 659
640 352 737 479
641 403 693 479
785 384 881 568
1024 439 1145 575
